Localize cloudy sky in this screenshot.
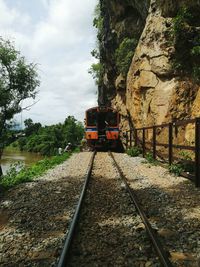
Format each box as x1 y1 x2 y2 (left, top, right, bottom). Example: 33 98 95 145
0 0 98 126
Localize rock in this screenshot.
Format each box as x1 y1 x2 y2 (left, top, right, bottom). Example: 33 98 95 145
170 251 195 261
157 228 175 238
145 261 153 267
115 74 126 91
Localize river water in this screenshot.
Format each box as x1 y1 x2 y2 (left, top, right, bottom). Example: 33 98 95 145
0 149 44 175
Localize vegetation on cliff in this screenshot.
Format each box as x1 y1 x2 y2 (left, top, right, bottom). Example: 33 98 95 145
173 7 200 82
89 3 104 87
115 38 138 76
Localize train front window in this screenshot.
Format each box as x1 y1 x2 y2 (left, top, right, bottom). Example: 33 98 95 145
106 111 118 126
87 111 97 126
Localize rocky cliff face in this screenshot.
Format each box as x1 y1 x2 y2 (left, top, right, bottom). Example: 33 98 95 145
98 0 150 106
99 0 200 142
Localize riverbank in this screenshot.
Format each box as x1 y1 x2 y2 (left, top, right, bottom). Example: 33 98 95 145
0 152 71 190
1 147 44 175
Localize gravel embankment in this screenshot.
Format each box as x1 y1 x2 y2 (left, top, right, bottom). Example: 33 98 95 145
113 153 200 267
0 152 92 267
68 152 160 267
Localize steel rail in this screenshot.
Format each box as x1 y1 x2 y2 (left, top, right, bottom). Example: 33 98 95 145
110 152 173 267
57 151 96 267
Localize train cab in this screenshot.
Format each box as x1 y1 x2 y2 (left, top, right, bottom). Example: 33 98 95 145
85 106 120 150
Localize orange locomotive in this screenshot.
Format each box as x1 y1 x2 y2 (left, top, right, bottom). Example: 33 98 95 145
85 106 120 150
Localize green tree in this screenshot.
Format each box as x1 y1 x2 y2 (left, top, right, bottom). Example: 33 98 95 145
24 118 41 136
0 38 40 176
88 62 104 86
89 3 104 87
63 116 84 146
18 116 84 156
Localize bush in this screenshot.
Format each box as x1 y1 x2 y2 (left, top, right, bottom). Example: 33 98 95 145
18 137 26 151
173 7 192 34
169 163 184 176
88 62 104 86
178 151 195 173
145 152 158 165
126 146 142 157
172 7 200 82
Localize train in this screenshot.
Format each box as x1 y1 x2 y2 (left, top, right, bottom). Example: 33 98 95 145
85 106 122 151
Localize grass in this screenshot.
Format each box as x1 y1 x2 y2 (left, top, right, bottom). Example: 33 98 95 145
145 152 158 165
126 146 142 157
168 163 184 176
0 152 71 189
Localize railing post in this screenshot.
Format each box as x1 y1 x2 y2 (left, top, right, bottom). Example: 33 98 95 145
130 130 132 148
168 123 173 165
142 128 145 157
135 129 138 147
126 131 128 149
153 126 156 160
195 118 200 187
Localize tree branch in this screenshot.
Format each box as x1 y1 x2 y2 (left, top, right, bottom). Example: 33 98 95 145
22 100 40 111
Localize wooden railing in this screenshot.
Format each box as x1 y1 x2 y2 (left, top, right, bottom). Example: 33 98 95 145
124 118 200 188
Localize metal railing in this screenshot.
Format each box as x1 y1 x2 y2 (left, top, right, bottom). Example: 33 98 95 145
124 118 200 187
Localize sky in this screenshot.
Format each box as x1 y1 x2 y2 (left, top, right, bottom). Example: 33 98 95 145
0 0 98 126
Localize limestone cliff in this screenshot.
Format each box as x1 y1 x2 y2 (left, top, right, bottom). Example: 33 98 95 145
98 0 200 141
98 0 150 106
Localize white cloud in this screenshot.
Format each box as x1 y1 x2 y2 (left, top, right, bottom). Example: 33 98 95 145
0 0 98 125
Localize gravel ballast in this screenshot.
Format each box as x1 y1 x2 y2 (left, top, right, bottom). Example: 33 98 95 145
68 152 160 267
113 153 200 267
0 152 92 267
1 151 200 267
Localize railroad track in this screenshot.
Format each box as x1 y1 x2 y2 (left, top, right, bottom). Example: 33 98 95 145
57 152 173 267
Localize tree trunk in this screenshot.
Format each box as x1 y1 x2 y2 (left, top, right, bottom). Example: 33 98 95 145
0 150 3 178
0 165 2 177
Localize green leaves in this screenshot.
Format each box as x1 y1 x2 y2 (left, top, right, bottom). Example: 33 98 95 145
115 38 138 76
0 37 40 162
172 7 200 82
17 116 84 156
126 146 142 157
89 3 105 87
191 46 200 56
0 38 18 66
168 163 184 176
88 62 104 85
173 7 192 34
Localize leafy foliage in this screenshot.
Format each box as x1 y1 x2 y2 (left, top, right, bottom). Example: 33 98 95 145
126 146 142 157
172 7 200 82
145 152 158 165
16 116 84 156
24 118 41 136
89 3 104 87
115 38 138 76
88 62 104 86
169 163 184 176
0 153 70 189
93 3 104 43
0 37 39 169
173 7 192 34
169 151 194 176
178 151 195 173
